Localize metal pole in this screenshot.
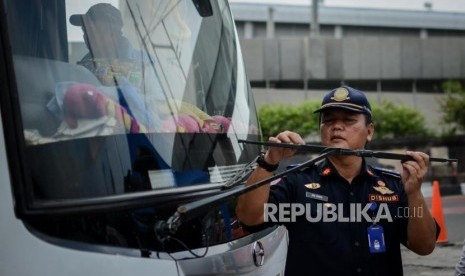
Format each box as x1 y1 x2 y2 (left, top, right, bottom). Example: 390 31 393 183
310 0 320 37
266 6 275 39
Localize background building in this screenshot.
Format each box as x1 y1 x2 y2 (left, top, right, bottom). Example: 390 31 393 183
230 1 465 132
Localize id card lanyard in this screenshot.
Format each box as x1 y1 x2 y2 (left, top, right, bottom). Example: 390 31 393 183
367 202 386 253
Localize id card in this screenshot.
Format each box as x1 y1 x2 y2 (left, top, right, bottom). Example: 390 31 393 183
367 225 386 253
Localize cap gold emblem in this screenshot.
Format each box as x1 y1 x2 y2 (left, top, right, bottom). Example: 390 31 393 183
331 87 350 102
305 183 321 189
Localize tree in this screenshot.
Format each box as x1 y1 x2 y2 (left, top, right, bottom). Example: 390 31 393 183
258 99 431 140
440 80 465 135
371 101 431 139
258 101 320 138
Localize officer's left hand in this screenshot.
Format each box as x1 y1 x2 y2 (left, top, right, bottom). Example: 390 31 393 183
401 151 429 196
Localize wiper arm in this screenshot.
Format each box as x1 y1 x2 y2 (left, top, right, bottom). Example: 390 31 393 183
154 140 458 239
154 148 340 239
239 140 458 163
221 155 260 189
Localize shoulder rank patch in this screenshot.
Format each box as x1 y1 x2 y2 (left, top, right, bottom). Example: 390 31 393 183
286 163 317 171
286 164 300 170
372 166 401 179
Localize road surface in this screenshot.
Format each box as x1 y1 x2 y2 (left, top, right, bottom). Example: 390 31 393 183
402 184 465 275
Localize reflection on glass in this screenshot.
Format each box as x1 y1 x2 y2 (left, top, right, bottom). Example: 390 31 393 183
9 0 260 202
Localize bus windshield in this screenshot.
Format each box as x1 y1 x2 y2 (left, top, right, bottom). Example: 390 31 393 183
6 0 260 211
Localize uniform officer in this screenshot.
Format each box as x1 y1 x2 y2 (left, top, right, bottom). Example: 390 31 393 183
236 86 439 276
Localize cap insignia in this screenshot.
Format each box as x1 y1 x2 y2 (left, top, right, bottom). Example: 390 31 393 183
331 87 350 102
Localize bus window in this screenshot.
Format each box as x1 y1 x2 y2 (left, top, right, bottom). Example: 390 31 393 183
7 0 260 207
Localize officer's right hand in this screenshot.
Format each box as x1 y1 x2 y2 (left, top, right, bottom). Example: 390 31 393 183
264 130 305 165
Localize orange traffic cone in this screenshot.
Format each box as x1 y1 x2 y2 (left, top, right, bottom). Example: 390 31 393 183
431 180 448 243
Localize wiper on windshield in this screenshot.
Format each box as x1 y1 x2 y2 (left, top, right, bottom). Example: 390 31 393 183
154 147 341 239
238 139 458 163
154 139 458 241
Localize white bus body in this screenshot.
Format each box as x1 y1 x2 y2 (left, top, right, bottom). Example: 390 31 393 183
0 0 288 275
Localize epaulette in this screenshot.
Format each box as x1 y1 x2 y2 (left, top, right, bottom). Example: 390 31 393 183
372 166 401 179
286 163 317 171
286 164 300 170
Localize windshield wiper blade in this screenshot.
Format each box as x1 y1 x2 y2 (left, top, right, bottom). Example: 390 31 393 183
154 141 458 240
344 149 458 163
239 140 458 163
238 139 327 153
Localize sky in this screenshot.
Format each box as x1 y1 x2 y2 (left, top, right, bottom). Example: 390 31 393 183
67 0 465 41
229 0 465 13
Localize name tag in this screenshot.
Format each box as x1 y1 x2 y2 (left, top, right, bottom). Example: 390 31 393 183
306 192 328 202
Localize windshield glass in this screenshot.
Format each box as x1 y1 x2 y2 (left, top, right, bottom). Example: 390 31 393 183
7 0 260 207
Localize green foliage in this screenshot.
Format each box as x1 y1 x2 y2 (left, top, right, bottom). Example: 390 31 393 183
442 80 463 93
258 101 320 138
258 99 430 140
439 80 465 134
371 101 430 139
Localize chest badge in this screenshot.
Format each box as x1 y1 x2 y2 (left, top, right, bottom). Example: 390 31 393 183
373 180 394 195
305 183 321 189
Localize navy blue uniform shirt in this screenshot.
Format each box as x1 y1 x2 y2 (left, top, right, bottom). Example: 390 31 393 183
268 158 410 276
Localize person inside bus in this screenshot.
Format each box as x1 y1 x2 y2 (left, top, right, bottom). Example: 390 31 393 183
70 3 147 88
69 3 160 130
67 3 166 179
66 3 211 187
236 86 440 276
68 3 216 134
